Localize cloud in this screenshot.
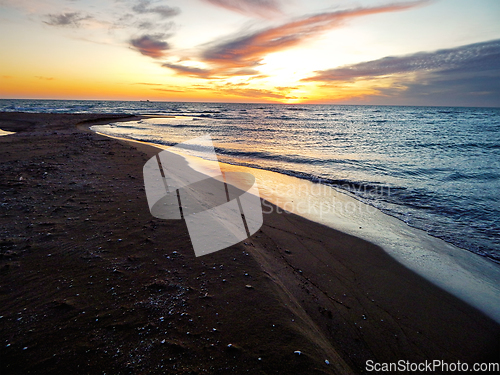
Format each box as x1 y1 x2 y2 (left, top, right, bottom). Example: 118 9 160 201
35 76 55 80
133 19 175 32
162 62 260 79
162 63 213 78
130 34 170 58
302 39 500 82
125 2 179 57
210 82 299 100
302 39 500 107
164 1 427 79
204 2 426 67
132 0 180 18
136 21 155 30
143 79 298 100
200 0 282 18
44 12 92 27
220 86 292 99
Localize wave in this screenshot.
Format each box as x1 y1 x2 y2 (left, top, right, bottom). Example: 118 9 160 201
213 147 363 167
285 107 309 111
215 154 394 197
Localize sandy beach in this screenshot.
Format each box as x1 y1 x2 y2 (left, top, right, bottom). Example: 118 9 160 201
0 112 499 374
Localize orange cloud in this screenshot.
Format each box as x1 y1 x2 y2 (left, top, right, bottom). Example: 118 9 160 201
165 1 428 78
216 85 296 100
162 62 260 79
195 82 300 100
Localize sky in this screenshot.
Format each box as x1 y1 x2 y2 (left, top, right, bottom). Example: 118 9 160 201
0 0 499 106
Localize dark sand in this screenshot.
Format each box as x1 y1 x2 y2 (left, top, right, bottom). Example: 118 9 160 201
0 112 499 374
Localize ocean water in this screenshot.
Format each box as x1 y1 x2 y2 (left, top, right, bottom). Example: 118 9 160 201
2 99 499 263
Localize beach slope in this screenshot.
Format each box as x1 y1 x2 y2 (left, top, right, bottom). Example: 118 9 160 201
0 113 498 374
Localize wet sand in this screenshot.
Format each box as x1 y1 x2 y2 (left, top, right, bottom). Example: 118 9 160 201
0 112 499 374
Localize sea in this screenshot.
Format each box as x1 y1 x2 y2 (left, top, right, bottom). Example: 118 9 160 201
1 99 499 265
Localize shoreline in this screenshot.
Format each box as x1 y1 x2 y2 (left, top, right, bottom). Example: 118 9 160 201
1 112 499 373
89 114 500 264
92 116 500 324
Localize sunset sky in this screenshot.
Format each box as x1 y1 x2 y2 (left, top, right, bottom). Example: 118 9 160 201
1 0 499 106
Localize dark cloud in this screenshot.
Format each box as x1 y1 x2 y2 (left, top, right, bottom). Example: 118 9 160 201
35 76 55 81
381 67 500 107
132 0 180 18
201 0 282 18
162 63 213 78
135 20 174 31
304 39 500 107
163 1 427 79
130 34 170 58
44 12 92 27
302 39 500 82
136 21 155 30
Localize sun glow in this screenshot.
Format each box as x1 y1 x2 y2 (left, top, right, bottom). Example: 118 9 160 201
1 0 499 106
